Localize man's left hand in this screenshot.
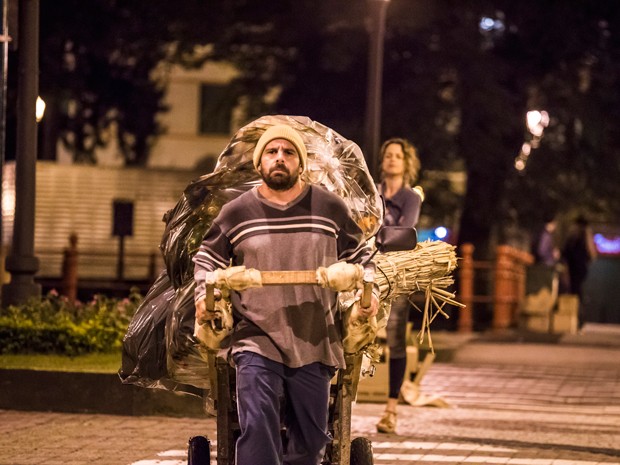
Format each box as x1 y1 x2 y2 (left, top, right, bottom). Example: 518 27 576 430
355 290 379 319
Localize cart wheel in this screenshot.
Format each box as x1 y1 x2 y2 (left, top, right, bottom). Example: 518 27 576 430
188 435 211 465
350 437 373 465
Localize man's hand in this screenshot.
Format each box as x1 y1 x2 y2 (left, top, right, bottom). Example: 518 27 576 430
343 292 380 353
194 289 232 350
195 289 222 325
195 297 207 325
354 289 379 320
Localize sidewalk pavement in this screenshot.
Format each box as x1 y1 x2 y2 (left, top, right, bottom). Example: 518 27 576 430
1 323 619 417
444 322 620 368
1 323 619 464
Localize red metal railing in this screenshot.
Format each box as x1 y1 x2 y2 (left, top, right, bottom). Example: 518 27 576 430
458 243 534 332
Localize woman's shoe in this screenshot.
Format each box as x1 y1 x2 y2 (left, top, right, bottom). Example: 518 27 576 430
376 410 397 434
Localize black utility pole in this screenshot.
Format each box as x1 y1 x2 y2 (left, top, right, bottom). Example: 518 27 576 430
0 0 9 289
2 0 40 306
363 0 390 181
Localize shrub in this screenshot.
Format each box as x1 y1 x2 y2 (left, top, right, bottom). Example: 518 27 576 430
0 288 142 355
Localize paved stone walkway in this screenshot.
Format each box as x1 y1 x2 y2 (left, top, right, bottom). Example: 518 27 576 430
2 324 619 464
2 361 619 465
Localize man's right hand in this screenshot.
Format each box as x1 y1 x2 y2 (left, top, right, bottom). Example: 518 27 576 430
195 289 222 324
195 297 207 325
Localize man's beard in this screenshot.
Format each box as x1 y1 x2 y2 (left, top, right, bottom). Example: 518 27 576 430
261 164 299 191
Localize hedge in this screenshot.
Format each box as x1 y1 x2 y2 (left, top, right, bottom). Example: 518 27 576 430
0 289 141 356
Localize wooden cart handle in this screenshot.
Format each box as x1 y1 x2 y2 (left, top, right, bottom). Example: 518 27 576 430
205 284 215 312
260 270 317 285
360 281 373 308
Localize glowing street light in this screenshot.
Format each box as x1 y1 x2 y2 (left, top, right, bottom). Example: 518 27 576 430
526 110 549 137
35 96 45 122
515 110 550 172
434 226 448 240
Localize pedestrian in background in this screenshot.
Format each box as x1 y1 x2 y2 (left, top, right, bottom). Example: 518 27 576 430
533 215 561 268
525 214 563 315
375 137 423 434
561 215 597 325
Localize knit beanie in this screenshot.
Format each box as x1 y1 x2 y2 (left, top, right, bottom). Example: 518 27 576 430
252 125 307 173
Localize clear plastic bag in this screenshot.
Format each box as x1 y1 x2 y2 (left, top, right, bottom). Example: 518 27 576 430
119 115 383 396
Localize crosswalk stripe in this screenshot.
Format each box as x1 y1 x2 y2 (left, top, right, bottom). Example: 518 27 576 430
130 447 217 465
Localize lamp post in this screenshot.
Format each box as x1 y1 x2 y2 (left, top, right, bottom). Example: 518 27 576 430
363 0 390 181
2 0 41 306
0 0 9 290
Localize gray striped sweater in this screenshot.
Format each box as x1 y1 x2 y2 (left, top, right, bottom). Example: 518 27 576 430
193 184 374 369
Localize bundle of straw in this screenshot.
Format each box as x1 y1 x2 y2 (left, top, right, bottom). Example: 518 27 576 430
374 240 465 351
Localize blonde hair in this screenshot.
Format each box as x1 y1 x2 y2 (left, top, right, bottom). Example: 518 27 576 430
379 137 420 187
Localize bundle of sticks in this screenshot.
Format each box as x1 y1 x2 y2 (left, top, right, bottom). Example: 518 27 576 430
373 240 465 350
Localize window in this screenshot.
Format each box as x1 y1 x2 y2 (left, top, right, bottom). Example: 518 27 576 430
199 84 235 134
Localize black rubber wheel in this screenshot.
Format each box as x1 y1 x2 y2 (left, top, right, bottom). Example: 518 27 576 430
187 435 211 465
350 437 373 465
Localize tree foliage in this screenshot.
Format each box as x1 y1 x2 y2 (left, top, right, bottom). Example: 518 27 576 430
269 0 620 255
17 0 620 254
36 0 249 164
503 2 620 234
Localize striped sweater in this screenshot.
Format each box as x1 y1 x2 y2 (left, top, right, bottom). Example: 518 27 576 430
193 184 374 369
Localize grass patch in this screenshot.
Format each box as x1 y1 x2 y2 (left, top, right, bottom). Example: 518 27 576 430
0 351 122 373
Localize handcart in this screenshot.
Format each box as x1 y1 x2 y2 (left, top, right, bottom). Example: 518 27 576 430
189 227 418 465
205 350 373 465
118 115 461 465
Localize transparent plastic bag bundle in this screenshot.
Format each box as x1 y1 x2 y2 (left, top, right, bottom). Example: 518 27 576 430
119 115 383 396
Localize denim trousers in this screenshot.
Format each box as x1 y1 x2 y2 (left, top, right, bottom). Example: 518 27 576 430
233 351 334 465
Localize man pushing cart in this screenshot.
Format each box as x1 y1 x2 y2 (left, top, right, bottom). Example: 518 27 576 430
119 115 461 465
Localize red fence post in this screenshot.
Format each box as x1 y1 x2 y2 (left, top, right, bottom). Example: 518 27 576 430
458 243 474 333
492 245 514 330
61 233 79 302
513 248 534 320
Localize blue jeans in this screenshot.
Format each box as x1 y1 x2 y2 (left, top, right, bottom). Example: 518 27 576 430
233 352 334 465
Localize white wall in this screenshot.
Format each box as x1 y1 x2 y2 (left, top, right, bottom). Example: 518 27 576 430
56 61 242 170
148 61 241 169
2 161 200 279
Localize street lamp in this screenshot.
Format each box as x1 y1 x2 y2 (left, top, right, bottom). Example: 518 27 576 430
514 110 550 172
2 0 41 306
526 110 549 138
364 0 390 181
0 0 9 289
36 96 45 122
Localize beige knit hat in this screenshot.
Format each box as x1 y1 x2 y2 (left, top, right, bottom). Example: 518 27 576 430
252 125 307 172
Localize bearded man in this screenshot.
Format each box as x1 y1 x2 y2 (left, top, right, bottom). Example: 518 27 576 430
193 124 378 465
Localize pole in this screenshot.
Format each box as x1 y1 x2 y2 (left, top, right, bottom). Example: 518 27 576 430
458 243 474 332
0 0 9 291
363 0 389 181
2 0 40 306
492 245 513 330
61 233 78 302
116 235 125 281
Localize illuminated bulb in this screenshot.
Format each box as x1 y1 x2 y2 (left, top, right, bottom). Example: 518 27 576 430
434 226 448 239
36 96 46 122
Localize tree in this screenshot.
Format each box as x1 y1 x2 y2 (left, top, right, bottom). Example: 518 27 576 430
34 0 253 164
503 2 620 233
20 0 620 255
238 0 620 255
273 0 532 256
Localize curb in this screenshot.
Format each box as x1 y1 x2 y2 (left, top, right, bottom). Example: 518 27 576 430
0 369 207 417
2 325 617 417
